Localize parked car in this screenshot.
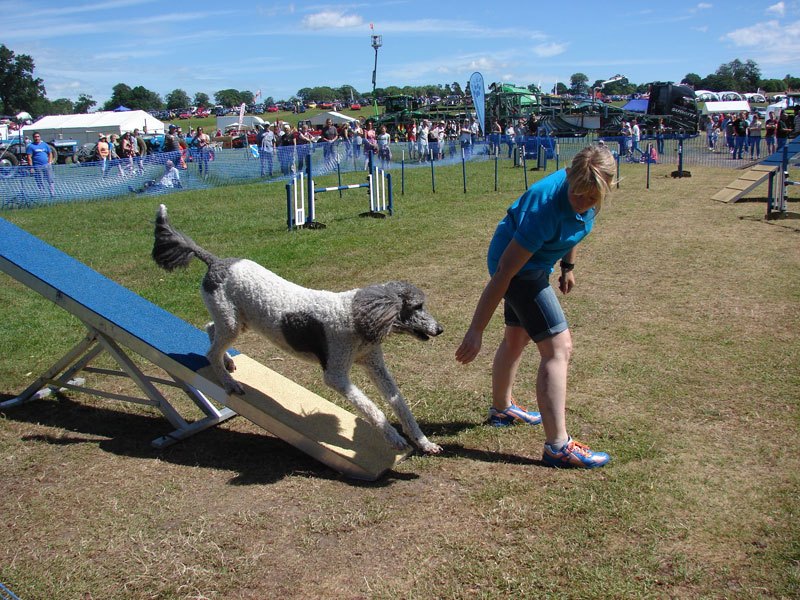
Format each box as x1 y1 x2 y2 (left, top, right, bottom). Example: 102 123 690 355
178 112 193 119
350 103 362 110
319 102 333 109
266 105 279 113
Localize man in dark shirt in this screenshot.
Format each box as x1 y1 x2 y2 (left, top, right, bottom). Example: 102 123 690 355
321 118 338 166
732 112 748 159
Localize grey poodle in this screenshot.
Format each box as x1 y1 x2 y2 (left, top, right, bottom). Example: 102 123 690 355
152 204 443 453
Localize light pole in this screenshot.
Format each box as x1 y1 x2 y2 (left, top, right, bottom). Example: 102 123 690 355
371 32 382 118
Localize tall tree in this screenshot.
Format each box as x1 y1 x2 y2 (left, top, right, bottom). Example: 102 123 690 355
48 98 75 115
715 59 761 91
569 73 589 95
785 75 800 89
0 44 47 115
74 93 96 114
214 89 254 107
193 92 210 108
103 83 133 110
165 89 191 110
682 73 702 88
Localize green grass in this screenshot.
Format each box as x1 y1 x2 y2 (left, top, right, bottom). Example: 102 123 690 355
0 160 798 599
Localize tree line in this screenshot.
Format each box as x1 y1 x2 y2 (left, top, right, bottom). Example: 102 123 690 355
1 43 797 119
567 60 800 97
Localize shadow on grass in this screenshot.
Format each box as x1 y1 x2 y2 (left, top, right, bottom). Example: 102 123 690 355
438 443 543 467
2 394 543 479
0 393 424 487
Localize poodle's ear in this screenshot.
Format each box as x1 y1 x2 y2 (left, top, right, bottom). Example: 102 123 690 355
352 284 402 343
383 281 425 307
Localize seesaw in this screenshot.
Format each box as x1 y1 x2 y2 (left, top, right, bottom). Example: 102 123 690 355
0 217 410 480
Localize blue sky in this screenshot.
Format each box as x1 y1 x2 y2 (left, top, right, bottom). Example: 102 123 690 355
3 0 799 106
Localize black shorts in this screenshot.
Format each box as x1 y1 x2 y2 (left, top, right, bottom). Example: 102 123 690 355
503 269 568 342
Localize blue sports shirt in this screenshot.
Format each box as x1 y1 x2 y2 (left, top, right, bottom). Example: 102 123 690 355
26 141 51 166
487 169 595 275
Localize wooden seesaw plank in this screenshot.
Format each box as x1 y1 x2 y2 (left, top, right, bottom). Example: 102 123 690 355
198 356 411 480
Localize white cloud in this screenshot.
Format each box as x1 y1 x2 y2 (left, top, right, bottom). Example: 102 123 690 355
532 42 567 58
302 10 364 30
767 2 785 16
722 19 800 47
721 19 800 67
697 2 712 9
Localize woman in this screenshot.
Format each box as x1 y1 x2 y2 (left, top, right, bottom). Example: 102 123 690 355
764 111 777 155
120 132 134 174
455 145 616 469
193 127 211 176
363 121 377 168
747 113 762 159
352 121 364 161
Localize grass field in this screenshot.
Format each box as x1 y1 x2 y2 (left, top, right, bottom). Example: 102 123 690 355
1 160 798 599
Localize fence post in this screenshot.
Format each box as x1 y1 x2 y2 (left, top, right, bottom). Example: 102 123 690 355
462 147 467 194
430 151 436 193
386 172 393 216
401 154 405 196
522 146 528 189
285 182 292 231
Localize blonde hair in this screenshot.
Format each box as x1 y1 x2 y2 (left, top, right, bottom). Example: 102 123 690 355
566 145 617 210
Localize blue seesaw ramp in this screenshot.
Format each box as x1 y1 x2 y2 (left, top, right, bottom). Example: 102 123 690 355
0 217 217 372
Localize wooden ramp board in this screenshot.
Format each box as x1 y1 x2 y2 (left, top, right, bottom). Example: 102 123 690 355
712 165 778 203
199 355 411 481
0 217 408 480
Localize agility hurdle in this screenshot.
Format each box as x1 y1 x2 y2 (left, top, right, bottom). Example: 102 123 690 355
286 154 393 230
0 218 410 480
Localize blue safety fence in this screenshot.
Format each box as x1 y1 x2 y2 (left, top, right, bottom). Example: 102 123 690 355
1 133 759 210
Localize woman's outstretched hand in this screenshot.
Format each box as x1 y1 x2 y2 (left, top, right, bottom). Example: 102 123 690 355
455 328 483 364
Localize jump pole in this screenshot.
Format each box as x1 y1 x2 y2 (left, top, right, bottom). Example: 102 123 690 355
285 170 307 231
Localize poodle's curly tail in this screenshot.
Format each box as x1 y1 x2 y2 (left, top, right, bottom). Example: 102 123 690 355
152 204 218 271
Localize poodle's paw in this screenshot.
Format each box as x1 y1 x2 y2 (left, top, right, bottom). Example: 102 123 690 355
223 354 236 373
224 379 245 395
417 439 443 455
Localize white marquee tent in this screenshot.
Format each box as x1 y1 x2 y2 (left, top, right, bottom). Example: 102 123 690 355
699 100 751 115
22 110 165 145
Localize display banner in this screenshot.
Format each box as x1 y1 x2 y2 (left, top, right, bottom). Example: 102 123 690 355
469 72 485 134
